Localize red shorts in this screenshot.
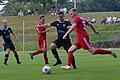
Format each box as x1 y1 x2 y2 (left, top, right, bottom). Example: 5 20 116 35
73 35 93 50
38 39 46 48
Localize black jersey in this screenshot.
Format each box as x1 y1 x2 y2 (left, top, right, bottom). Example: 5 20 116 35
0 26 13 42
50 19 72 39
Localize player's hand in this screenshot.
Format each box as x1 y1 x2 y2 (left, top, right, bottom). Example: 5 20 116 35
95 31 99 35
67 26 71 29
2 40 5 45
63 35 67 39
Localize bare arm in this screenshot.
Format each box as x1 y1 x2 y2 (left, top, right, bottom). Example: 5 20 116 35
11 32 19 41
87 23 99 34
36 28 49 34
0 36 5 44
63 23 77 39
36 23 52 28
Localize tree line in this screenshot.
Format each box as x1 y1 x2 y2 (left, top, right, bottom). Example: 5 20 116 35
0 0 120 16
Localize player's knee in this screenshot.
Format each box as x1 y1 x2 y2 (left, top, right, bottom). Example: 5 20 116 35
50 43 57 49
43 48 47 53
88 48 95 55
6 48 10 54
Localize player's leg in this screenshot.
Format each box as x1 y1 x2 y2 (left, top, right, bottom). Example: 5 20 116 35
12 49 21 64
82 36 117 58
3 43 10 65
29 39 45 59
63 39 77 69
88 48 117 58
10 41 21 64
61 45 78 69
4 48 10 65
43 48 49 64
50 39 62 66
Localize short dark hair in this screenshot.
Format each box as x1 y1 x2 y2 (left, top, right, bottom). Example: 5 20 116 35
69 8 77 12
39 15 45 19
58 11 64 15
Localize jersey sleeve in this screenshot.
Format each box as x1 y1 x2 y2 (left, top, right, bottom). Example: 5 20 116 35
67 21 72 26
73 16 80 24
50 21 56 27
9 27 13 33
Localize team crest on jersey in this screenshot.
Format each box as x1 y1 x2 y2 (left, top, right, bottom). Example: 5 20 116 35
4 31 6 34
57 24 59 26
63 24 66 27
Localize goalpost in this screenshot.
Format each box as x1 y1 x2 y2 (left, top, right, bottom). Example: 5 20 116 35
73 0 77 9
22 20 25 53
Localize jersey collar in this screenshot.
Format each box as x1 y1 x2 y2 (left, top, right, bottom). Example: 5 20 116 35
3 26 8 30
58 19 65 23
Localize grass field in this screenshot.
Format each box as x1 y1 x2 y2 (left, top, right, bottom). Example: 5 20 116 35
0 49 120 80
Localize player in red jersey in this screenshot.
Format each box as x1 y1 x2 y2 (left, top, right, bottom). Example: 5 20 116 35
61 8 117 69
29 15 49 64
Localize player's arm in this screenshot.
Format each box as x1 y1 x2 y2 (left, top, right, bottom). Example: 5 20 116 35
36 20 57 29
63 23 77 39
0 36 5 44
11 32 19 41
10 28 19 41
36 27 49 34
87 21 99 35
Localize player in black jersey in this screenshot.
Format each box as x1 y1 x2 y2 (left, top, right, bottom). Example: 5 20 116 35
42 11 77 69
0 19 21 65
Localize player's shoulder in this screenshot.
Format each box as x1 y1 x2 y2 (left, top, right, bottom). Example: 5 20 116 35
0 26 3 30
64 19 70 22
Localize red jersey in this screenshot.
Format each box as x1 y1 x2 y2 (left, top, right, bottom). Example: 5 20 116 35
36 22 46 40
73 15 89 39
72 15 92 50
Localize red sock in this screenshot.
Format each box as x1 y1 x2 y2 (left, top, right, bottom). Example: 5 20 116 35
32 50 43 55
94 49 112 55
68 51 73 66
44 57 48 63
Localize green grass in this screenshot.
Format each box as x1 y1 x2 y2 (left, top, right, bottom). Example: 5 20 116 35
0 49 120 80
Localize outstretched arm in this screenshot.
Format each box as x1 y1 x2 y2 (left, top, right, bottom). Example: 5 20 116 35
63 23 77 39
37 28 49 34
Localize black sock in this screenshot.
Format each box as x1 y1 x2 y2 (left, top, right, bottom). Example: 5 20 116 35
4 54 9 64
72 56 77 69
14 54 20 63
51 49 61 62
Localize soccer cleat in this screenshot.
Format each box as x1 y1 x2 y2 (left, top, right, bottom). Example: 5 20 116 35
73 65 77 69
109 48 117 58
61 65 71 70
4 63 8 66
17 61 21 64
29 53 33 60
110 53 117 58
45 62 49 64
53 61 62 66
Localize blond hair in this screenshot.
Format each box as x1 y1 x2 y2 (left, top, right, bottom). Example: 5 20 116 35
1 19 8 23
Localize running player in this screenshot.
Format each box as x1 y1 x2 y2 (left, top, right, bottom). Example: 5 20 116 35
29 15 49 64
61 8 117 70
0 19 21 65
44 11 77 69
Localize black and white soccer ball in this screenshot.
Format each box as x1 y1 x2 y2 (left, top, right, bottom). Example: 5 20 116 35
42 66 51 74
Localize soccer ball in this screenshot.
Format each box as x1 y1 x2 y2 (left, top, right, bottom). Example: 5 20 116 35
42 66 51 74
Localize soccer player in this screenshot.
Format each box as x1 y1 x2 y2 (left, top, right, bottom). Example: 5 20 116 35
61 8 117 70
44 11 77 69
29 15 49 64
0 19 21 65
